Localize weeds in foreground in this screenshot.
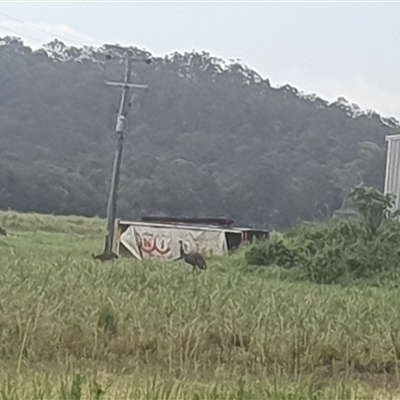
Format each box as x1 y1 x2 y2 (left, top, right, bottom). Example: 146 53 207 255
0 371 390 400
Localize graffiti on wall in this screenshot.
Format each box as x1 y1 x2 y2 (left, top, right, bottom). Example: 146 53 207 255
139 232 171 256
120 225 229 260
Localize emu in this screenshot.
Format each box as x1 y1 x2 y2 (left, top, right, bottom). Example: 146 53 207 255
178 240 207 271
0 226 7 236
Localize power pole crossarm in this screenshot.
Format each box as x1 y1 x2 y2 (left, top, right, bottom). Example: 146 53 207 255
95 51 149 261
106 82 148 90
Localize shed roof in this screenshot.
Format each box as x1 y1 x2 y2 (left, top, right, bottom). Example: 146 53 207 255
119 220 241 234
141 216 234 227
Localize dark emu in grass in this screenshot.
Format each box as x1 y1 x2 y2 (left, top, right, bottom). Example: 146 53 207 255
0 226 7 236
178 240 207 271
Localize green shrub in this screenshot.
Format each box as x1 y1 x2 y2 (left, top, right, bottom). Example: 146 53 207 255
245 237 300 269
246 186 400 284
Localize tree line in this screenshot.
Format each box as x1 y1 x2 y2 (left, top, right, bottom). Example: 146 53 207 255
0 37 398 229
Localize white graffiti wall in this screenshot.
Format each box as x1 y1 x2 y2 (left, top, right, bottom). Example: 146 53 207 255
119 225 228 260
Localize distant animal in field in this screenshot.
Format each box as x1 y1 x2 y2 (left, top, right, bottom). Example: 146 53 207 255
178 240 207 271
0 226 7 236
91 252 118 262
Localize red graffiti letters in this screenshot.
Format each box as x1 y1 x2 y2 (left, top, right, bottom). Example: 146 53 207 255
140 233 171 256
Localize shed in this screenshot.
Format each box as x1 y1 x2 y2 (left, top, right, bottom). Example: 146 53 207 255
115 217 269 260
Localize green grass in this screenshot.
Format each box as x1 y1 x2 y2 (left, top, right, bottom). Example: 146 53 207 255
1 211 400 398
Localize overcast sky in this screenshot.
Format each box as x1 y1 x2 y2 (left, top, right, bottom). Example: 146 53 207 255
0 2 399 119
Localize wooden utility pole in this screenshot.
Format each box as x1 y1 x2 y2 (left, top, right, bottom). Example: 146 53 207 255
96 50 148 260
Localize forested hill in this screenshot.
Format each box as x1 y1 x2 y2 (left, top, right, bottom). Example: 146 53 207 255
0 37 399 229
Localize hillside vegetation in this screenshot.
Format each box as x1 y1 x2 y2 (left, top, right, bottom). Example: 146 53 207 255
1 37 399 229
1 210 400 398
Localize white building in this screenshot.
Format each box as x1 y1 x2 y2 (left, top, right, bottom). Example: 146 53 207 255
384 134 400 210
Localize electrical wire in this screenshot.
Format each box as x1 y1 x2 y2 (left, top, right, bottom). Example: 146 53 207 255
0 22 43 43
0 11 85 47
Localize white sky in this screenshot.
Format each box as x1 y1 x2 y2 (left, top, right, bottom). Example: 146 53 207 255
0 1 399 119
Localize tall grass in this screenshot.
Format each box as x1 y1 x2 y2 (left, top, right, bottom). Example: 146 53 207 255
0 210 104 235
1 211 400 398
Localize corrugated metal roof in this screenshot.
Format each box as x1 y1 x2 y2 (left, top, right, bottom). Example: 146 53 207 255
386 134 400 142
141 216 234 227
119 220 241 234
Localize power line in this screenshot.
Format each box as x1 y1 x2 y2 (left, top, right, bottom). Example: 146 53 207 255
0 11 85 47
0 22 43 43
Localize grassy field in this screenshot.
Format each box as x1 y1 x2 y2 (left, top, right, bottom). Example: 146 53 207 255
1 210 400 399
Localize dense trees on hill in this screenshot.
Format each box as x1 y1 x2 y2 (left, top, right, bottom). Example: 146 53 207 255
0 37 399 229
